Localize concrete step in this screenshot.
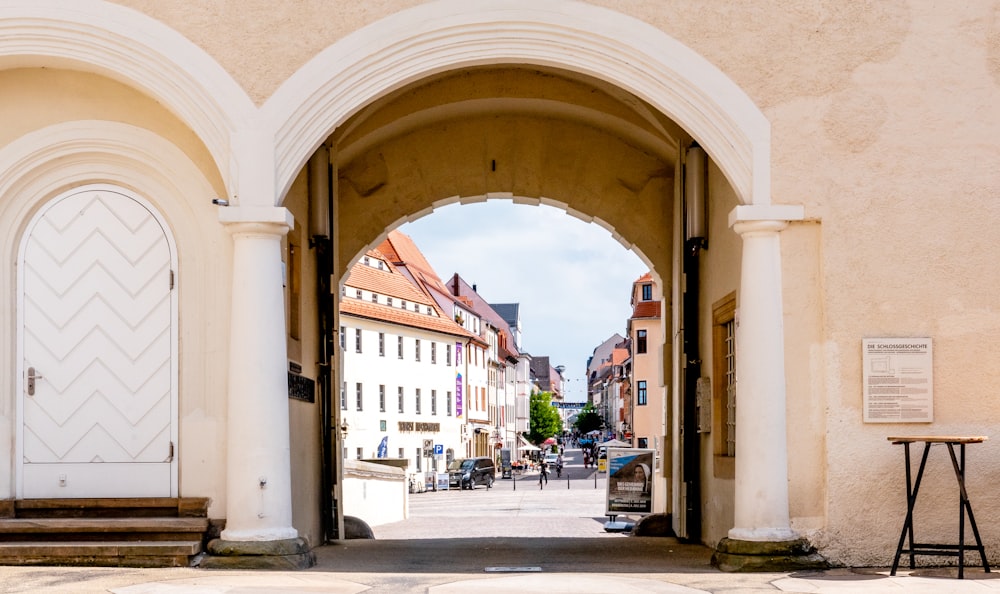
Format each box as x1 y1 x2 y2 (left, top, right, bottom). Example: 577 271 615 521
0 539 202 567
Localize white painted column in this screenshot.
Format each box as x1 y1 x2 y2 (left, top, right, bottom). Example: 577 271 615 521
728 206 800 542
219 206 298 542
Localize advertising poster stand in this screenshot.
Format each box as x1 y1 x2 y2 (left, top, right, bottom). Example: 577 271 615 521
605 448 655 531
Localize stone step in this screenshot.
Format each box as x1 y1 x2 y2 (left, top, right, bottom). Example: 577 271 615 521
0 517 209 540
2 497 210 518
0 540 202 567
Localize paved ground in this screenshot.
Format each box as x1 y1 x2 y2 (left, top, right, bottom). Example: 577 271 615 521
1 449 997 592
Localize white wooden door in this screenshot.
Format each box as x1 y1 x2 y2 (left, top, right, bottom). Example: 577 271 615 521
18 186 176 498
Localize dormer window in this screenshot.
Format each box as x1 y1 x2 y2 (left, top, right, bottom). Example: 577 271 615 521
642 283 652 301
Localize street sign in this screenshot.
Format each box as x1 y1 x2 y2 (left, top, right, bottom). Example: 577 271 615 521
423 439 433 457
433 443 444 456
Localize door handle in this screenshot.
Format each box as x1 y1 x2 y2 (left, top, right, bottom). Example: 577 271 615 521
27 367 43 396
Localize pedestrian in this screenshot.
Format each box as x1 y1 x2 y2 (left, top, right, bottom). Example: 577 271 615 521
556 454 563 478
539 460 549 487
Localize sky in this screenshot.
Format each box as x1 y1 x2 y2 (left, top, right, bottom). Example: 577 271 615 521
399 200 649 403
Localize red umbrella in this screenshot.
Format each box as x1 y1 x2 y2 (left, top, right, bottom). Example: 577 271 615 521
542 437 556 445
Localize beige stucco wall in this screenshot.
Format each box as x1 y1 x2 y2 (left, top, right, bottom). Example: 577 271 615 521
4 0 1000 565
0 68 231 513
281 168 323 546
698 161 741 545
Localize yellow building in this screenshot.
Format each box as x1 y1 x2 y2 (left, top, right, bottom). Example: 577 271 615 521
1 0 998 570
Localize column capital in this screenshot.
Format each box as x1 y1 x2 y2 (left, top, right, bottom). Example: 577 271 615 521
732 218 788 236
728 204 803 229
218 206 294 236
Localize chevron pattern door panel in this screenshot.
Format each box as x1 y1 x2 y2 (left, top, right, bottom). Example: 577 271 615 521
21 188 174 498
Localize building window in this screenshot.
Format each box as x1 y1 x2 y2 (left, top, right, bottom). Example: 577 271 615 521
387 297 393 307
415 448 421 471
415 339 421 362
415 388 422 414
355 328 362 353
638 437 648 448
340 382 346 410
356 382 363 411
712 293 738 478
355 288 362 299
339 326 345 350
398 387 404 413
637 380 647 405
356 447 363 460
642 283 652 301
371 292 378 303
431 342 437 364
398 336 404 359
379 384 386 412
398 448 404 459
401 300 407 310
446 344 452 366
637 329 647 354
431 390 437 415
447 391 452 416
379 332 385 357
722 321 736 456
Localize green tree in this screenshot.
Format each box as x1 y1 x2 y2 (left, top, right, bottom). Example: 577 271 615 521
526 391 562 445
574 402 603 434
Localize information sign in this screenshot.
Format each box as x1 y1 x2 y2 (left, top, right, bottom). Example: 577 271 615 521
862 338 933 423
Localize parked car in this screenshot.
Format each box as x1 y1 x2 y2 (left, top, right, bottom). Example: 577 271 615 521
448 457 495 490
543 453 559 467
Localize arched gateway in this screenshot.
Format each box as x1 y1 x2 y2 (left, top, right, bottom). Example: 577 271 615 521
0 0 810 569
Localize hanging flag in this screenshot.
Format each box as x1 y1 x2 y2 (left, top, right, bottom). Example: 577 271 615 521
377 436 388 458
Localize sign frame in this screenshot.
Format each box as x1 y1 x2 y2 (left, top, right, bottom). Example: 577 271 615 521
605 447 655 516
862 337 933 423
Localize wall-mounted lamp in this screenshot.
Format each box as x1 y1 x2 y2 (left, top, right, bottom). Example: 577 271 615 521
340 419 349 439
212 198 229 206
684 142 708 251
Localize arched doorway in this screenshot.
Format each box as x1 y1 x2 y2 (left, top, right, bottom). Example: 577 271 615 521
17 185 178 498
318 63 685 543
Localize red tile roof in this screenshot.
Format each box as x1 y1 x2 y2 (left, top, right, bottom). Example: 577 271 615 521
632 300 661 319
341 235 486 345
346 252 432 306
341 298 478 339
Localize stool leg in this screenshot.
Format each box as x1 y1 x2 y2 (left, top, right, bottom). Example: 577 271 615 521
892 442 929 575
947 443 991 576
949 444 966 579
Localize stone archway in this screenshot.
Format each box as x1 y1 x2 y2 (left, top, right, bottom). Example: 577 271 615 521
272 2 808 560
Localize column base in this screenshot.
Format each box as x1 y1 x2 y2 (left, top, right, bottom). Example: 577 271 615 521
198 537 316 569
712 537 828 572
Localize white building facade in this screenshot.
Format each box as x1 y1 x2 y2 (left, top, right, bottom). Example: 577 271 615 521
339 249 474 480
